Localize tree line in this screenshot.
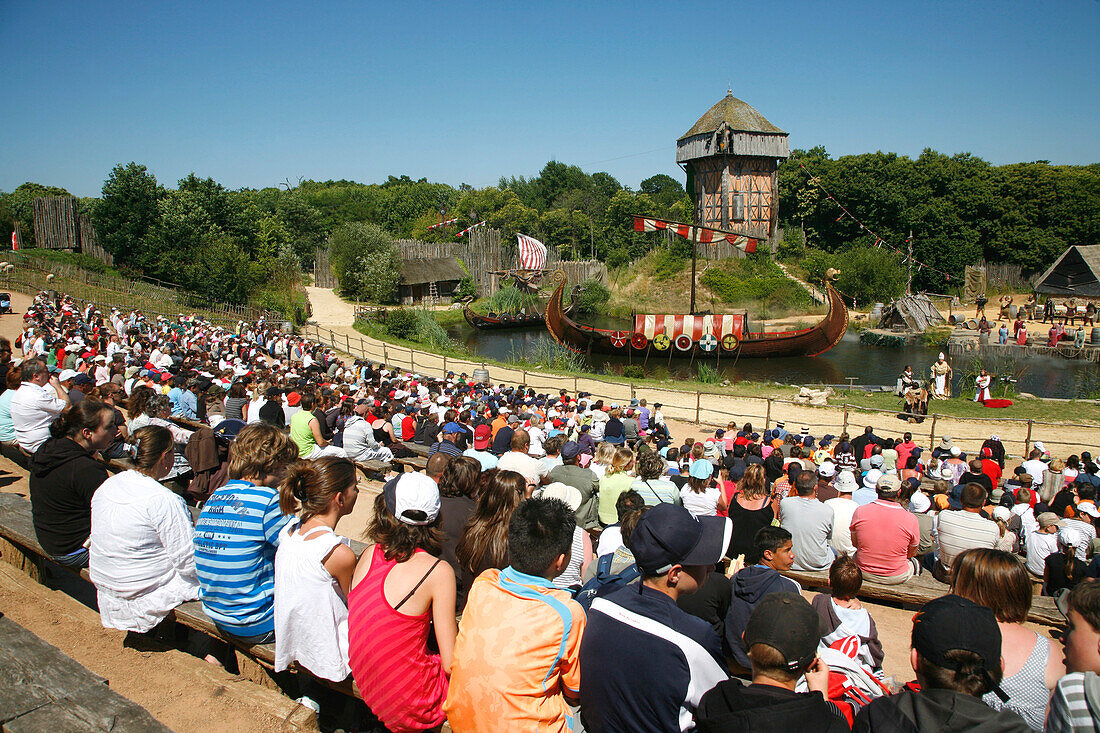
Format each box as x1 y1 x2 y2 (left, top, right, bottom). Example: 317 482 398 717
0 150 1095 307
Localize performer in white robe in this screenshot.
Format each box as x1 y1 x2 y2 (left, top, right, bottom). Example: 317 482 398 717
974 370 992 402
929 353 952 399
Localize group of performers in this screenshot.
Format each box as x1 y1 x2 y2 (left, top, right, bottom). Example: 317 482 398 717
971 293 1094 349
897 355 997 415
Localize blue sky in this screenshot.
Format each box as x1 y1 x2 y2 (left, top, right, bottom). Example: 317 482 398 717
2 1 1097 197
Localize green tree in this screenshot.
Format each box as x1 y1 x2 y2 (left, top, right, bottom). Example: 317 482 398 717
328 222 402 302
92 163 162 264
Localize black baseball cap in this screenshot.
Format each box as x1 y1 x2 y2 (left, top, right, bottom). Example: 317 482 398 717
912 595 1007 701
744 592 826 672
628 504 731 575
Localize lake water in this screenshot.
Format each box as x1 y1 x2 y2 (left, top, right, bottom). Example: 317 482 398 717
447 322 1100 399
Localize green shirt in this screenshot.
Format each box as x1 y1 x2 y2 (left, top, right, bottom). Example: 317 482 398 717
598 472 636 526
289 409 317 458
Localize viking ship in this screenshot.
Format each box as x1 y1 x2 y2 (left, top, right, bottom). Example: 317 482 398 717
462 305 547 330
543 269 848 359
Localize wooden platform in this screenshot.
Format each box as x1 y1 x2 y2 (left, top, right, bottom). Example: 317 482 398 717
782 567 1064 626
0 615 171 732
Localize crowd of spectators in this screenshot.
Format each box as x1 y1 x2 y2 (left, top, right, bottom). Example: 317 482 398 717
4 288 1100 731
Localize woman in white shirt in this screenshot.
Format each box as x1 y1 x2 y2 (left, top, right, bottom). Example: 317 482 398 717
680 459 727 517
89 425 199 633
274 457 359 683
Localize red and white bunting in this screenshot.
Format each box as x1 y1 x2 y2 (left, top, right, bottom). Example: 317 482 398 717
517 233 547 270
455 220 486 238
632 216 757 253
427 217 458 231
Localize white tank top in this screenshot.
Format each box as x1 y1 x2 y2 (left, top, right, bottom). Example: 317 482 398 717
273 522 352 682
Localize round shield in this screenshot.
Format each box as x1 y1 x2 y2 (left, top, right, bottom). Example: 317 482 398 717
674 334 693 351
699 333 718 352
652 333 671 351
609 331 629 348
721 333 739 351
630 333 648 349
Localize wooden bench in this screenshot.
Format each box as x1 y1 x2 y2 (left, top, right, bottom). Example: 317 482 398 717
0 494 363 702
354 459 392 481
393 456 428 473
401 441 431 458
782 567 1065 626
0 615 172 732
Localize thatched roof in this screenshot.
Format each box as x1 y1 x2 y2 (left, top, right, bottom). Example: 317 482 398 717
400 256 466 285
1035 245 1100 296
679 92 786 139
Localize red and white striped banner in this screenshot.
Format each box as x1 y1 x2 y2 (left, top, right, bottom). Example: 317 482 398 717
517 233 547 270
633 216 757 253
427 217 458 231
634 313 743 340
456 220 486 238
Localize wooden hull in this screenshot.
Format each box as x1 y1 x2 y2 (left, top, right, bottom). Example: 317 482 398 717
543 270 849 359
463 305 546 330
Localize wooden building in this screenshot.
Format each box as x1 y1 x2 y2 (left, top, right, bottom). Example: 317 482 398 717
676 92 790 250
398 256 466 304
1034 245 1100 297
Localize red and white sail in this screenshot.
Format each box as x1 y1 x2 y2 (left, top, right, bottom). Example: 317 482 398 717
517 233 547 270
633 216 757 253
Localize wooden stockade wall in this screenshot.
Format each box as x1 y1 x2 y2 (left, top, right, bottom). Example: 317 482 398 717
30 196 114 266
313 247 338 288
0 252 284 327
302 322 1100 462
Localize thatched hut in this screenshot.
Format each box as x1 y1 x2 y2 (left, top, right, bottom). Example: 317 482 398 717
1034 245 1100 297
399 257 466 304
676 92 789 249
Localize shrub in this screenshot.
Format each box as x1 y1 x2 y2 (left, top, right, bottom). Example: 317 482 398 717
574 279 610 314
776 228 806 261
700 255 812 312
329 222 401 303
622 365 645 380
645 249 687 281
696 363 721 383
800 250 836 285
833 246 906 307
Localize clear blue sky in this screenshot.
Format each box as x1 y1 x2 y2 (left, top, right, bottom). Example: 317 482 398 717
2 0 1097 197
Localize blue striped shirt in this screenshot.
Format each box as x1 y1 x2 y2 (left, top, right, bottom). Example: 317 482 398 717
193 480 290 637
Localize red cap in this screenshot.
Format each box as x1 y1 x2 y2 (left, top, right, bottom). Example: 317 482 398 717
473 424 492 449
286 391 301 406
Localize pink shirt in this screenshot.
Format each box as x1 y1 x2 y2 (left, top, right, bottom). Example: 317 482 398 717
849 500 919 577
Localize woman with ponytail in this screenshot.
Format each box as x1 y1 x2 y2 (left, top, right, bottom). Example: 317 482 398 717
88 425 200 632
28 400 118 568
273 457 358 684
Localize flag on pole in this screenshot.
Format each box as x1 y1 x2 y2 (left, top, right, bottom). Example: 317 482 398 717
10 231 16 251
517 233 547 270
632 216 757 253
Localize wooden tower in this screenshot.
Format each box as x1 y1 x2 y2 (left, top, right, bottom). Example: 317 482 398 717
677 92 789 251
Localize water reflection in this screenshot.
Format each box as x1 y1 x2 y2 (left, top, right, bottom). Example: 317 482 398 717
447 324 1100 399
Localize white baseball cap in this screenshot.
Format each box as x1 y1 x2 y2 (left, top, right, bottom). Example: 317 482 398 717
384 473 440 526
58 369 78 382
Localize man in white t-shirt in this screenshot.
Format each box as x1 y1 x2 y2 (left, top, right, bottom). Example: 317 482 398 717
1020 448 1048 488
825 470 859 556
1026 512 1063 577
10 359 69 453
496 429 546 490
526 417 546 458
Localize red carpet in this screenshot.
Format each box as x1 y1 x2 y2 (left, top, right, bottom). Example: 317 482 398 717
981 398 1014 408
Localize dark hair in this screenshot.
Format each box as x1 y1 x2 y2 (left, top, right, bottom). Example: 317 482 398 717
280 456 357 524
543 435 566 456
1078 484 1097 502
1064 578 1100 632
507 497 576 577
748 642 804 683
49 399 115 440
299 392 315 410
228 381 247 399
456 470 524 575
795 470 816 497
950 548 1031 623
961 483 988 509
615 489 645 522
636 450 666 481
915 648 1000 697
438 455 480 499
751 526 792 565
367 491 442 562
829 555 863 600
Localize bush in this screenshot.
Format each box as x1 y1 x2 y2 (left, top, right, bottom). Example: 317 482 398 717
575 279 610 314
454 276 477 301
776 228 806 261
799 250 836 285
622 365 645 380
329 222 401 303
644 249 687 281
381 307 455 350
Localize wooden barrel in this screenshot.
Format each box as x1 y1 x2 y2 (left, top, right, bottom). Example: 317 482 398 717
472 367 490 383
1091 327 1100 344
948 314 958 326
965 319 978 330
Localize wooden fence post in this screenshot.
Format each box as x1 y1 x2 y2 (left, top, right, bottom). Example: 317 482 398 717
383 343 389 364
695 391 701 423
359 337 365 356
345 333 350 353
410 348 415 372
630 383 636 400
522 370 528 386
443 355 447 374
1025 419 1033 456
929 413 938 447
574 376 578 392
765 398 772 429
842 403 849 434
